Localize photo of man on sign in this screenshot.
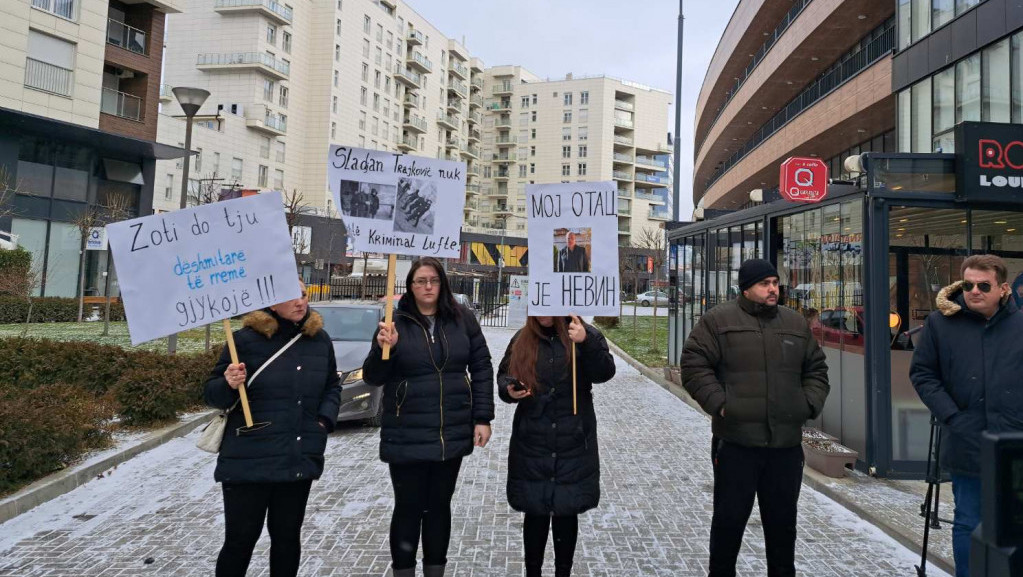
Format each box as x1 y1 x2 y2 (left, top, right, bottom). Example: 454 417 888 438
554 228 591 273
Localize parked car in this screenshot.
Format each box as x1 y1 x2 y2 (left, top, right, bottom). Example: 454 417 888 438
310 302 384 427
637 290 672 307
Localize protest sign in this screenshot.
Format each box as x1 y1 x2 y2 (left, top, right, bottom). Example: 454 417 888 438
527 181 620 317
327 146 466 258
107 191 300 345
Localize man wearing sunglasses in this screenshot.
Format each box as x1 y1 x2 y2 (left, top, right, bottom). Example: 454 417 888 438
910 254 1023 577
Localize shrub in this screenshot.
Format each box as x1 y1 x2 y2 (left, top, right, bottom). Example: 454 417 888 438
0 338 131 395
593 316 620 329
0 381 112 493
114 366 188 426
0 296 79 324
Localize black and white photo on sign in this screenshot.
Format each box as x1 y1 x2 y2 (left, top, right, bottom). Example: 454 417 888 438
394 177 437 234
336 179 396 221
552 227 591 273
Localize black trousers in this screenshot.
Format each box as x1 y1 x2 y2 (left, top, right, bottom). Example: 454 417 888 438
216 480 313 577
388 457 463 570
523 514 579 577
709 438 804 577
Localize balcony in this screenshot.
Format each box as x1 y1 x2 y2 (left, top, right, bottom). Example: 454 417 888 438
467 165 480 178
466 183 481 196
462 144 481 159
612 170 631 181
406 50 433 73
613 117 634 130
398 134 417 152
492 153 515 164
465 198 479 212
471 77 483 91
436 112 459 130
613 152 634 164
450 61 468 80
469 94 483 108
494 171 510 181
495 136 517 147
489 100 511 112
446 98 463 115
635 155 667 170
403 113 427 133
246 109 287 136
494 115 512 129
618 224 631 236
407 29 424 46
635 191 666 204
107 19 147 55
492 82 514 95
24 58 72 97
198 52 289 80
618 202 631 216
648 209 670 220
614 100 634 111
403 92 420 108
613 134 634 147
468 129 481 143
448 79 468 98
213 0 292 24
100 87 141 120
393 63 421 88
378 0 397 8
446 136 463 150
159 83 173 102
617 188 631 198
469 111 483 125
635 174 669 187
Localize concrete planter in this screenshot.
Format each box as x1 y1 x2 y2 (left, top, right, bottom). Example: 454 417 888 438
803 440 858 478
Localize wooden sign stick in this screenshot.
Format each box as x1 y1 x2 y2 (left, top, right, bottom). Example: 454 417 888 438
572 341 577 416
223 318 254 428
382 253 397 360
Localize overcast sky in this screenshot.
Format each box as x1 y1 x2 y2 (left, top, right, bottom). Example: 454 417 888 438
403 0 739 218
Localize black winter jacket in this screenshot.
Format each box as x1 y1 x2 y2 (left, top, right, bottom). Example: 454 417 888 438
363 296 494 464
204 309 341 484
497 323 616 516
910 281 1023 476
680 295 830 448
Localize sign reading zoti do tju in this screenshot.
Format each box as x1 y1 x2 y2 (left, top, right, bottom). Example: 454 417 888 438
779 157 828 203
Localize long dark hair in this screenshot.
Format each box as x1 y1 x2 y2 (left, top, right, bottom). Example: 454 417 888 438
507 317 572 394
401 257 459 324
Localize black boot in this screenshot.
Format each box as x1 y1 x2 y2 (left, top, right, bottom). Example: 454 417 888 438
554 562 572 577
525 562 543 577
423 564 446 577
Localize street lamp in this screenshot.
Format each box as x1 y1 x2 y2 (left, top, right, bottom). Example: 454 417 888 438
172 86 210 210
169 87 210 354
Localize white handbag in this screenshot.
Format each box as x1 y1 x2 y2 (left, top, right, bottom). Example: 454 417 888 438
196 332 303 453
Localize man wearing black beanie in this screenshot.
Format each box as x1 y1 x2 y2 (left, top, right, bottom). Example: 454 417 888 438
681 258 830 577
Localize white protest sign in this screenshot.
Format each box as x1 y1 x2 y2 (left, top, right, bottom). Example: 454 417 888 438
107 191 301 344
507 274 529 328
86 227 107 251
527 181 620 316
327 146 466 258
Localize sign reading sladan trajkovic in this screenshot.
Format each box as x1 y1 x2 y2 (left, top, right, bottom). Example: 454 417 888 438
327 145 466 258
107 191 301 345
527 181 619 317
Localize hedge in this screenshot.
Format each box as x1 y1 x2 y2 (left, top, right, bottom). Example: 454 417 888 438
0 338 220 491
0 296 125 324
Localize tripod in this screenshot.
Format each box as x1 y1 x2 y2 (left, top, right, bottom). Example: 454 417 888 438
916 416 954 577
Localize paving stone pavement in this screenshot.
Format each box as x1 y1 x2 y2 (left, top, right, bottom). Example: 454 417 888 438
0 327 948 576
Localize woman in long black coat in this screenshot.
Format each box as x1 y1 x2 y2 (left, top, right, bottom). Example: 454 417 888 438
204 281 341 577
498 315 616 577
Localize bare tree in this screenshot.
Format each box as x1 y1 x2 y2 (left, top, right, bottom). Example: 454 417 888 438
70 193 134 323
283 188 313 256
184 172 229 348
0 165 18 224
634 225 667 352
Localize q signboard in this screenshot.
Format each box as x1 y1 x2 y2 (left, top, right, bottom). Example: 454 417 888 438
779 157 828 203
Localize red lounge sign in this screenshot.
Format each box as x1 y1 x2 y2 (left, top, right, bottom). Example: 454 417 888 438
779 157 828 203
956 122 1023 199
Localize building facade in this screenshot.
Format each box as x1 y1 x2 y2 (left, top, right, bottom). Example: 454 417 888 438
0 0 185 298
155 0 672 248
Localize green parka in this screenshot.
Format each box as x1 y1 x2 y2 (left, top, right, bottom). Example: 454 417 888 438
680 295 830 448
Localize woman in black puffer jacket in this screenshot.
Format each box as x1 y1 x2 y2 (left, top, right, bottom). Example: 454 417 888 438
498 315 616 577
204 281 341 577
363 257 494 577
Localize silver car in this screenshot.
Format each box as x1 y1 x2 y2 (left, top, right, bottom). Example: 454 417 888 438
311 302 384 427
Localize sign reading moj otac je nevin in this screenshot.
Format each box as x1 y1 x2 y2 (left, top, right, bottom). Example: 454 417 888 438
527 181 620 317
327 145 466 258
106 191 301 345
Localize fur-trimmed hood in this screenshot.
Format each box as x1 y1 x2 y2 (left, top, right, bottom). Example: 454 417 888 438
242 309 323 338
936 280 1012 317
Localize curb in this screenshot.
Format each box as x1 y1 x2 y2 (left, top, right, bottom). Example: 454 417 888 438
604 338 955 576
0 410 215 525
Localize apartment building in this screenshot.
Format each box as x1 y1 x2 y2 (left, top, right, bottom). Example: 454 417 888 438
156 0 672 248
0 0 186 298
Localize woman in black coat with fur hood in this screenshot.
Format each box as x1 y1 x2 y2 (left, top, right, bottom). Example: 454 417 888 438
498 315 616 577
204 281 341 577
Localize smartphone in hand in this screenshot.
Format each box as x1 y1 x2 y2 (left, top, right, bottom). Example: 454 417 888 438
511 380 527 392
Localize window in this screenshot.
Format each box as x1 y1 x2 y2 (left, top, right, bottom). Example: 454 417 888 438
358 135 365 147
282 32 291 53
562 145 571 158
387 31 393 46
331 122 336 139
165 173 174 200
25 30 75 96
518 112 529 126
531 110 537 122
521 96 530 108
375 70 382 88
258 165 268 187
578 126 588 141
262 79 275 102
911 78 931 153
564 92 572 106
562 164 571 176
531 129 536 139
277 141 285 162
274 169 284 190
982 38 1010 122
362 63 369 82
532 94 537 105
334 70 339 87
563 111 572 123
578 163 587 176
956 52 980 124
373 93 380 111
267 24 277 46
360 87 367 105
362 39 369 58
332 95 338 113
518 165 527 178
364 15 371 34
1014 34 1023 123
33 0 76 20
337 0 342 9
562 127 571 140
383 99 389 118
212 152 220 175
359 111 366 130
335 44 341 61
231 158 243 180
337 18 343 36
578 145 587 158
195 148 203 172
376 23 383 43
578 109 588 123
580 91 589 104
372 116 379 135
530 163 535 174
530 146 536 157
375 46 382 65
278 86 288 108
